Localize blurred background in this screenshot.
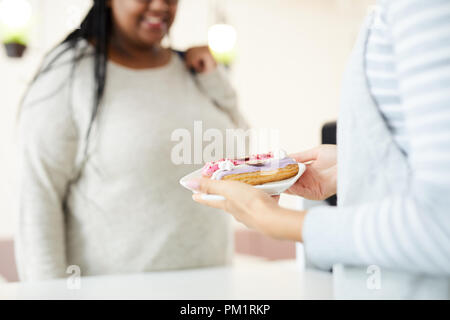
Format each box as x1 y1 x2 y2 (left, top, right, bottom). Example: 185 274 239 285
0 0 374 282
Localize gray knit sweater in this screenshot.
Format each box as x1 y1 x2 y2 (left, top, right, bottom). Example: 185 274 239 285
16 43 245 281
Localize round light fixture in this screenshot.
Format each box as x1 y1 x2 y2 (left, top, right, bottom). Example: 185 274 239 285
208 23 237 65
0 0 33 57
0 0 32 30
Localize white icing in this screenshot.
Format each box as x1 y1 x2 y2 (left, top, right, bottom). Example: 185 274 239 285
212 159 235 180
219 160 234 171
273 149 288 160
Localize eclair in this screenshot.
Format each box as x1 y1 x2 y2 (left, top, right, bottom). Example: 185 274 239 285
201 151 299 186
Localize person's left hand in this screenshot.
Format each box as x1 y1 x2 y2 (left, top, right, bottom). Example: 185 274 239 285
185 46 217 74
188 178 306 242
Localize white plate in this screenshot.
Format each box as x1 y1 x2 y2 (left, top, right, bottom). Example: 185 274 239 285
180 163 306 201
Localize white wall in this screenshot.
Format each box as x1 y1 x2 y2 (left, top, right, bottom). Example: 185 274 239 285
0 0 373 238
172 0 374 152
0 0 92 238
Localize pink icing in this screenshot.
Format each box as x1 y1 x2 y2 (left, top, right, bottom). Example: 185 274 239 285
201 152 275 177
214 157 297 180
201 162 220 177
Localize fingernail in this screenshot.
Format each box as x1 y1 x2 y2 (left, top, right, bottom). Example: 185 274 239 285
186 179 200 191
202 194 226 201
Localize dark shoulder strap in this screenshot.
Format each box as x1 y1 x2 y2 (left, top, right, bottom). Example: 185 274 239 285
173 50 196 75
173 50 186 61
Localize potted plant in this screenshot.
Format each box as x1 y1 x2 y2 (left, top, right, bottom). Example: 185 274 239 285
3 34 28 58
0 0 32 58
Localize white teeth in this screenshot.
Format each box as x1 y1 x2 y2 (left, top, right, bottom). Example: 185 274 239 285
147 17 162 24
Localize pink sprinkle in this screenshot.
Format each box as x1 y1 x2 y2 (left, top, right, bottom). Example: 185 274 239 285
201 152 275 177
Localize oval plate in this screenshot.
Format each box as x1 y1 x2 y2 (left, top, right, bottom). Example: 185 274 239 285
180 163 306 201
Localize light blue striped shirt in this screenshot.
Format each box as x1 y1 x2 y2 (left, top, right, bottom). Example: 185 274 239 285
367 0 450 156
367 0 450 188
303 0 450 275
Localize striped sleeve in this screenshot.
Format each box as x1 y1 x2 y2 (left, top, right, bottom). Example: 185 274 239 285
302 0 450 275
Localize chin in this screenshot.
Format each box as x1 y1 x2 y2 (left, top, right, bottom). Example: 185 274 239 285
139 34 165 47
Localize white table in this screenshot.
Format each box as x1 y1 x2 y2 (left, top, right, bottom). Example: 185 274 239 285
0 261 333 300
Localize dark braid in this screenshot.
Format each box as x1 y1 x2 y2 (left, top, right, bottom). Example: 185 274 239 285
66 0 111 140
24 0 111 142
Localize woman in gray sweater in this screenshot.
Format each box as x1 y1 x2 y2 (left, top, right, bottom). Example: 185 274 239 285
17 0 245 281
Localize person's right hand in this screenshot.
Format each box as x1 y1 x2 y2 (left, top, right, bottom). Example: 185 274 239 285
286 145 337 201
185 46 217 74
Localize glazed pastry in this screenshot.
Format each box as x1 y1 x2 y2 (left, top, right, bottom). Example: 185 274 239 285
201 150 299 186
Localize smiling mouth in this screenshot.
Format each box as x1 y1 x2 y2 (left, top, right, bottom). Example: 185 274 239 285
142 16 168 31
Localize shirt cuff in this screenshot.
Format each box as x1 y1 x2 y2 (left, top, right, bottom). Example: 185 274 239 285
302 205 361 271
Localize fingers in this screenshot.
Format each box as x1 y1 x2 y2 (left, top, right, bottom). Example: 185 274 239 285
192 193 227 210
289 147 319 163
197 178 241 198
191 57 214 73
186 178 236 198
185 58 198 72
189 58 205 73
185 47 217 74
272 195 280 202
190 178 231 210
197 59 206 73
203 56 216 73
188 177 258 212
190 178 240 212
